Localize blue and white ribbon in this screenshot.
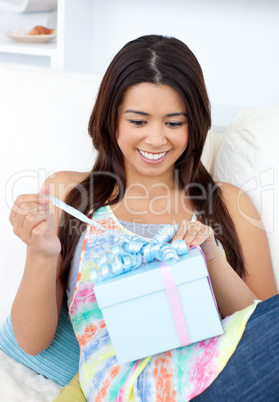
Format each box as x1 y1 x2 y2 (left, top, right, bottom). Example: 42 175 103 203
91 225 188 282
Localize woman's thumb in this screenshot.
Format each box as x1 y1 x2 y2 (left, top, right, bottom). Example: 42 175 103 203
39 183 50 196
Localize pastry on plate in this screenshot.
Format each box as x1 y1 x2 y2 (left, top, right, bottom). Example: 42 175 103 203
29 26 55 35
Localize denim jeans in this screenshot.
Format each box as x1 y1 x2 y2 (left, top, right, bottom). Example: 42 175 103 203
192 294 279 402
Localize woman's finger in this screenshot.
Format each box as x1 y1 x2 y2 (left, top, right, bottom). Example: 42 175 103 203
15 193 48 207
10 202 48 233
30 220 49 248
182 222 202 247
9 194 48 225
39 183 50 196
189 225 213 247
12 210 47 243
172 220 189 241
22 211 49 243
10 194 48 219
172 220 214 248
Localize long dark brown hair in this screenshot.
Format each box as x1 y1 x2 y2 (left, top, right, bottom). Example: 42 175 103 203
58 34 245 289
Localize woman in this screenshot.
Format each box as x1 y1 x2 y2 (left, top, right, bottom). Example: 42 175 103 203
10 35 278 401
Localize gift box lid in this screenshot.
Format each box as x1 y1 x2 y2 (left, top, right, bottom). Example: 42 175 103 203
94 247 208 309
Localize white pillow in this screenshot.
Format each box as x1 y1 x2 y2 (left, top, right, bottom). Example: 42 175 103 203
213 107 279 289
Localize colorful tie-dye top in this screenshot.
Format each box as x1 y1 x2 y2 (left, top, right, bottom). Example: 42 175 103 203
68 205 258 401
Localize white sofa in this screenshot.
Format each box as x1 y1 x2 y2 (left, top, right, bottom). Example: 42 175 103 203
0 63 278 400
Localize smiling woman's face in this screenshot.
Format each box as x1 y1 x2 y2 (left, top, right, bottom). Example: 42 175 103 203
117 83 189 184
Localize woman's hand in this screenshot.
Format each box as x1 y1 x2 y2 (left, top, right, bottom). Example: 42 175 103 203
9 186 61 259
172 219 258 316
172 220 218 262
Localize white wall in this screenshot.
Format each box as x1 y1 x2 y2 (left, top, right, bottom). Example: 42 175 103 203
89 0 279 129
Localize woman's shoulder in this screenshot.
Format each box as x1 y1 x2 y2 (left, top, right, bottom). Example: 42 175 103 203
217 181 240 203
46 170 89 185
216 181 240 198
45 170 90 201
216 181 259 223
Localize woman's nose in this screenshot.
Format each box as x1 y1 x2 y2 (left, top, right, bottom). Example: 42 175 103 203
144 125 167 147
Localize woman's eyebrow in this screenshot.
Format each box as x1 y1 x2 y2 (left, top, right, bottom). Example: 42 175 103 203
124 109 187 117
166 112 187 117
124 109 150 116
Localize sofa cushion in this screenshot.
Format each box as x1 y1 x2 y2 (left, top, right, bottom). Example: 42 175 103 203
0 302 79 386
213 107 279 289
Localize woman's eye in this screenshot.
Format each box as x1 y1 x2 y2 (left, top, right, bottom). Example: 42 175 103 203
166 122 183 128
129 120 147 127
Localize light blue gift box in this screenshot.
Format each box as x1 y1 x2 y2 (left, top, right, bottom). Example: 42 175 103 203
94 246 224 364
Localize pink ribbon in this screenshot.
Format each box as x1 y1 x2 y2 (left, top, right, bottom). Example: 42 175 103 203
160 262 190 347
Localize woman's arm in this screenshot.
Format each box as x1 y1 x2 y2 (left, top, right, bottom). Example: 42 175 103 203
10 171 88 355
10 186 63 355
172 219 257 318
172 182 277 317
220 182 277 300
205 247 257 317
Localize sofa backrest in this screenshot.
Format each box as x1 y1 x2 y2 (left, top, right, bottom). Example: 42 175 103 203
0 64 101 320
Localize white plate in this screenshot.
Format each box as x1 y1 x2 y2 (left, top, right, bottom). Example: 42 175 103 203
5 30 56 44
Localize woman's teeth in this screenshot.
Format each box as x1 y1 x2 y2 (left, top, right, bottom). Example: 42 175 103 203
138 150 167 160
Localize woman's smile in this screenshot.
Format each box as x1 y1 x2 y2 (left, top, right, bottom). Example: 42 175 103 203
137 148 170 163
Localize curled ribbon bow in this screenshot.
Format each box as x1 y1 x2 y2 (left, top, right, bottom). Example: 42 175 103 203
91 224 188 282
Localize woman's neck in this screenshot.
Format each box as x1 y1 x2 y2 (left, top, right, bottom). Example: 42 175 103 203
125 165 177 191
